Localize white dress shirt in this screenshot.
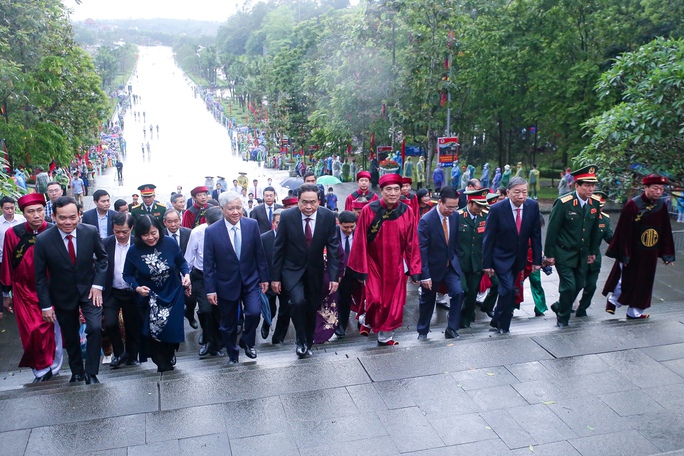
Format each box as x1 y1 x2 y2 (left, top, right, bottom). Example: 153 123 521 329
509 198 523 223
437 209 451 240
112 239 131 289
301 211 317 237
184 224 207 271
0 214 26 263
224 218 241 252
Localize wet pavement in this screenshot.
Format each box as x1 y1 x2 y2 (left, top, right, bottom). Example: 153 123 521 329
1 46 684 455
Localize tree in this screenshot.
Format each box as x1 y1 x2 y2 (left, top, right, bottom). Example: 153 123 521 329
579 37 684 188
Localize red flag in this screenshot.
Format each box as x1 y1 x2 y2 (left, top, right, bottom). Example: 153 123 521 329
401 139 406 166
370 132 375 154
347 144 352 156
440 91 447 106
49 159 56 173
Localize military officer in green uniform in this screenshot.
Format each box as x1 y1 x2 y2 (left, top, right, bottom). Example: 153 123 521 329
544 165 601 327
457 188 489 328
130 184 166 223
576 190 613 317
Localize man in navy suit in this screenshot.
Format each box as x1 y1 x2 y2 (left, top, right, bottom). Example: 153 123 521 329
204 191 269 363
417 187 464 339
482 177 542 334
81 189 117 239
251 186 283 234
271 183 340 359
259 209 291 343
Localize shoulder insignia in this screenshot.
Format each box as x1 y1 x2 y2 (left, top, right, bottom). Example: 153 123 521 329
482 209 489 215
156 202 165 207
131 204 141 209
457 209 465 215
602 212 610 218
591 194 601 202
560 194 573 203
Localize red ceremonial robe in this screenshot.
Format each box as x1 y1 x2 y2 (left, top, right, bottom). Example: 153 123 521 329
0 222 55 370
348 199 421 332
602 193 675 309
181 203 209 229
344 189 379 211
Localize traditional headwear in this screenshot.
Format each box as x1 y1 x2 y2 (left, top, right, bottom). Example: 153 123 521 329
401 177 412 185
356 171 371 181
352 197 370 210
191 186 209 197
642 174 668 186
504 165 511 171
282 196 298 207
464 188 489 206
137 184 156 196
571 164 599 183
18 193 46 211
379 173 402 188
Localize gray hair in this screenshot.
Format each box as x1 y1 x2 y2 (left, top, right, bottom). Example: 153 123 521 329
219 191 241 207
273 208 285 217
508 176 527 189
205 206 223 225
170 193 185 204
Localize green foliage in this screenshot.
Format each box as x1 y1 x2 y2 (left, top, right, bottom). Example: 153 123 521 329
580 37 684 188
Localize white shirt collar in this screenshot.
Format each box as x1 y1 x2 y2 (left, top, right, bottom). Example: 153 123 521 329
301 211 317 222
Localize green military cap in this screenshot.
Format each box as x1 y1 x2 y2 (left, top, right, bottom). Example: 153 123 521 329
594 190 608 207
465 188 489 206
486 192 500 204
137 184 156 196
571 164 599 183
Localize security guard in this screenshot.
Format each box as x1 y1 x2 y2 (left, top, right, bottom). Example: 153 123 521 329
576 190 613 316
544 165 601 327
456 188 489 328
130 184 166 222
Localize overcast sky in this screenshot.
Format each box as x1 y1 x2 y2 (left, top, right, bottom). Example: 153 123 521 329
63 0 240 22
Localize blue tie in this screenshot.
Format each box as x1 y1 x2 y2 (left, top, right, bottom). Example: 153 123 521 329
232 226 241 258
268 206 272 224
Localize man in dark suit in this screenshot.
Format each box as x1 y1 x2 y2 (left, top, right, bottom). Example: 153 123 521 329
271 183 340 358
204 191 270 364
334 210 358 339
162 209 197 329
417 187 465 339
482 177 542 334
102 212 141 369
35 196 108 384
251 186 283 234
260 209 291 343
81 189 117 239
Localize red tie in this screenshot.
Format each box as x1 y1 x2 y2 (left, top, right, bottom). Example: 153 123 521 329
66 234 76 265
305 218 312 248
515 208 522 234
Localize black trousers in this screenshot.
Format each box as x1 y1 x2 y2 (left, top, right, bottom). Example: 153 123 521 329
287 274 320 348
337 273 355 331
492 270 516 332
271 290 290 343
148 338 176 372
103 288 141 360
55 300 102 376
461 271 483 327
191 268 221 349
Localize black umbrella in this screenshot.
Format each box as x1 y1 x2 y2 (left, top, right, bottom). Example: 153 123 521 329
280 177 304 189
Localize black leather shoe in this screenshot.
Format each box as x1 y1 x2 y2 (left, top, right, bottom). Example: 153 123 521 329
444 327 459 339
260 323 270 340
228 359 239 365
335 328 346 339
239 340 256 359
498 328 510 334
484 309 495 318
556 319 568 328
171 355 176 366
489 320 498 329
550 303 559 315
84 374 100 385
209 348 225 357
69 373 84 383
417 334 427 340
125 359 140 366
296 344 307 358
575 308 587 317
33 368 53 383
110 354 129 369
534 308 545 317
436 301 451 310
185 310 199 329
199 343 210 358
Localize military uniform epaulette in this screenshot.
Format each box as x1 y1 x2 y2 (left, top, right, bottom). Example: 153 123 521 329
457 209 466 216
482 208 490 215
131 203 141 209
601 212 610 218
560 193 574 203
590 194 601 202
156 202 165 207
